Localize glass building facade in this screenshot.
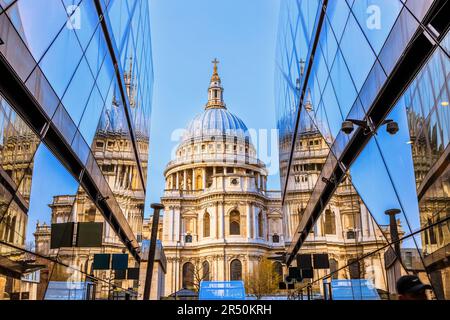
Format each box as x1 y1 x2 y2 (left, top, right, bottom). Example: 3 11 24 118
276 0 449 299
0 0 153 300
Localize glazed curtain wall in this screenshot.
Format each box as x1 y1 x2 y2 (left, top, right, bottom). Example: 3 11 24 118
0 0 153 300
276 0 449 299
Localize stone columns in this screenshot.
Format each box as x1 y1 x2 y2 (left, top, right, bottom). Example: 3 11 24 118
174 207 181 242
162 207 172 241
246 204 252 239
285 203 291 238
221 203 225 238
316 214 323 236
217 202 224 239
215 202 219 239
202 168 206 190
361 204 370 237
253 207 258 239
335 207 343 239
264 212 268 241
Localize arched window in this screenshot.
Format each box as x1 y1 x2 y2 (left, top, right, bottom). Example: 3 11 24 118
182 262 195 289
272 261 283 278
87 207 96 222
272 234 280 243
230 259 242 280
229 210 240 235
185 234 192 243
202 261 210 281
329 259 338 279
258 212 263 238
0 219 5 241
348 259 361 279
9 216 16 243
203 212 210 238
428 218 437 244
324 209 336 235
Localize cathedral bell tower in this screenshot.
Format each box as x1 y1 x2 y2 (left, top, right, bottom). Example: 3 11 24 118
206 58 226 109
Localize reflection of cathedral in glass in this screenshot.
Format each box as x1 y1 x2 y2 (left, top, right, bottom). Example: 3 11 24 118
0 97 41 299
32 63 147 296
0 0 153 300
280 110 390 291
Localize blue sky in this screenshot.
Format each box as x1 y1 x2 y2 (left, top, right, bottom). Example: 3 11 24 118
22 0 281 239
19 0 425 250
144 0 282 215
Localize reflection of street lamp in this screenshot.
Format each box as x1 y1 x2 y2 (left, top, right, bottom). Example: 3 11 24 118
143 203 164 300
107 270 116 300
175 240 181 300
299 59 306 77
385 209 402 261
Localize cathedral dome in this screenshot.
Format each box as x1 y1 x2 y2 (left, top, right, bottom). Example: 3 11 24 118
183 108 249 141
181 59 250 142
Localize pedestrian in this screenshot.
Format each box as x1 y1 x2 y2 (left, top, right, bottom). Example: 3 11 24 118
396 275 432 300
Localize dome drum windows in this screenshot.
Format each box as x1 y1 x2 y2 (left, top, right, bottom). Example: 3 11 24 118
205 167 213 188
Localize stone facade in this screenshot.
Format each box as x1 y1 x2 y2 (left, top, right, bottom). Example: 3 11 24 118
161 61 390 297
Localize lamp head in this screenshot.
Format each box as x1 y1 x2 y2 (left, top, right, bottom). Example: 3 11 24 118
341 121 355 135
386 121 399 135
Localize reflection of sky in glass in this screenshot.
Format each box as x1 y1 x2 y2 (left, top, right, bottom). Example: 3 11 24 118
26 144 79 241
350 0 403 56
13 0 66 62
350 101 420 248
375 99 421 231
276 1 436 238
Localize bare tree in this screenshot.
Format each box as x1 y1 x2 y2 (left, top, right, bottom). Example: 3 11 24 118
191 263 209 292
183 262 210 292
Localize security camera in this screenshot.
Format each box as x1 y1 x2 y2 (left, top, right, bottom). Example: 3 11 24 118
385 120 399 135
341 121 354 135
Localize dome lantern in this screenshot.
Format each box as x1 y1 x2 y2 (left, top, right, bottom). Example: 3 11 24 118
206 58 226 110
181 60 251 143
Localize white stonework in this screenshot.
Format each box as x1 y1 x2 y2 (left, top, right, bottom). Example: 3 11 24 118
161 61 389 297
161 61 283 296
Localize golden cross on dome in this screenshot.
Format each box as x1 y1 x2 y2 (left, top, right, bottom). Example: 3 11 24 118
212 58 220 73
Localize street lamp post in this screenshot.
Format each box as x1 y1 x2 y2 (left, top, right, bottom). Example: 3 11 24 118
175 240 180 300
143 203 164 300
385 209 402 260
